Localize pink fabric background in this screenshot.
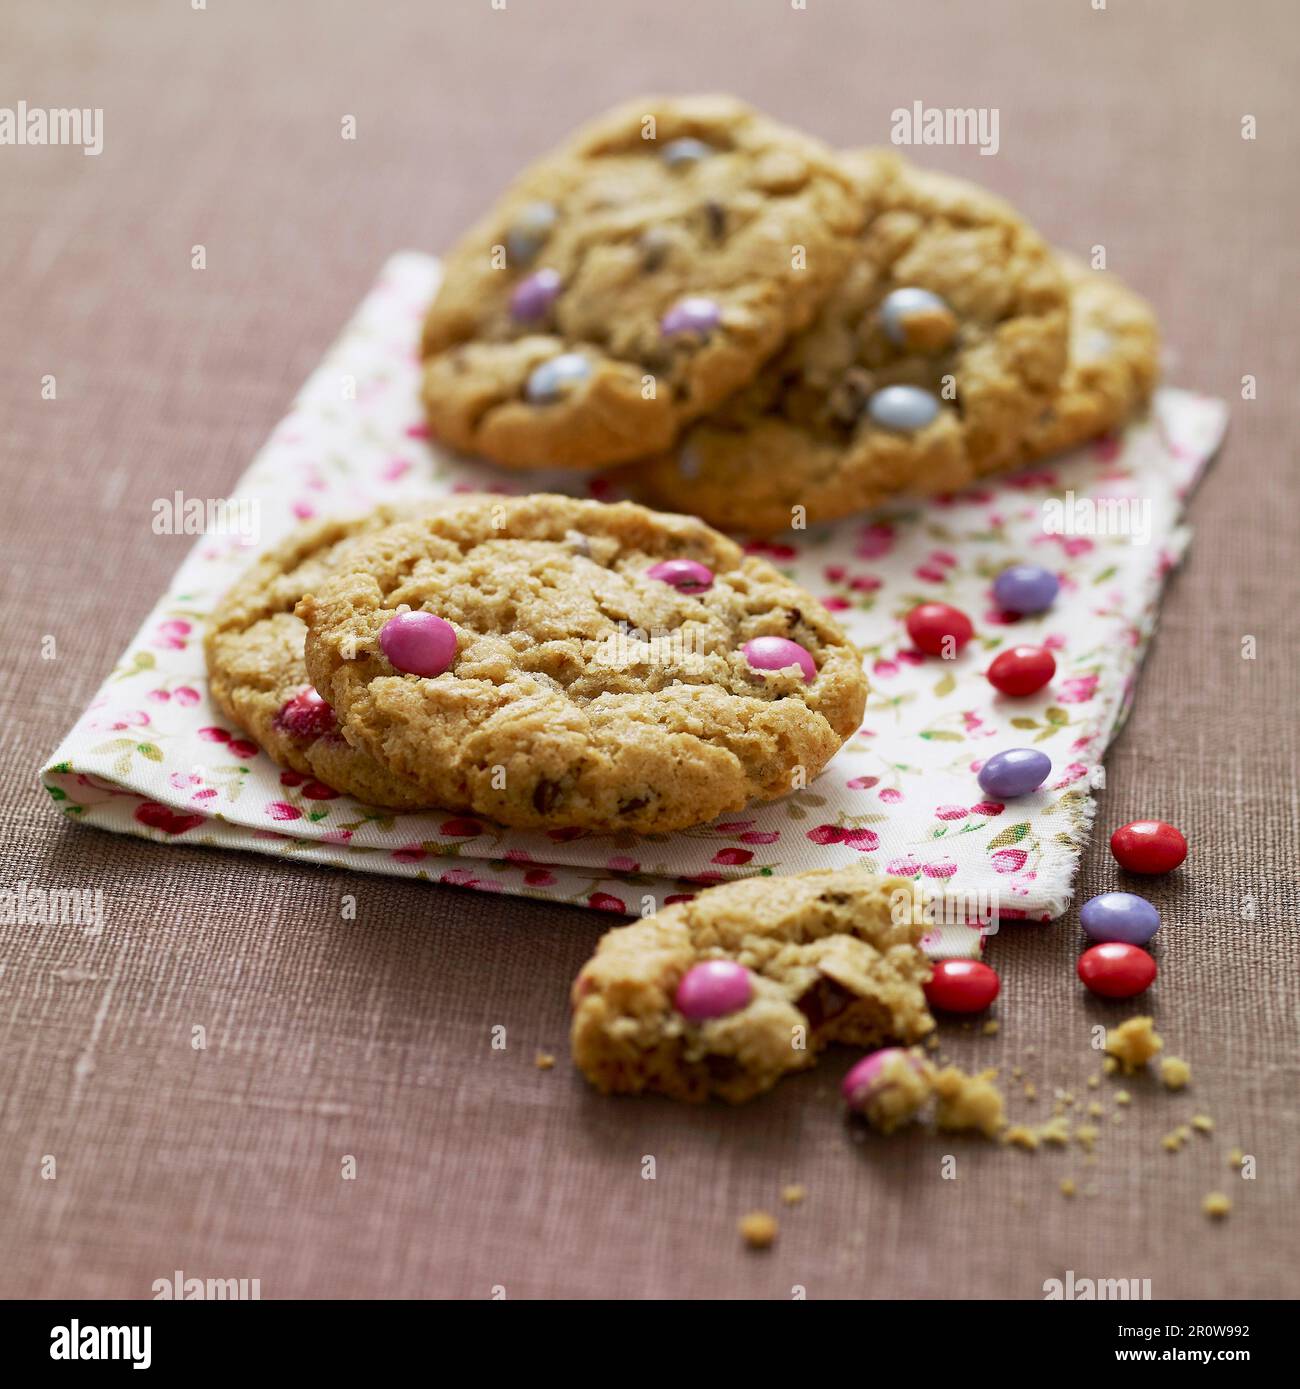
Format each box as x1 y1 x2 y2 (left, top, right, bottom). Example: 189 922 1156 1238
2 0 1296 1298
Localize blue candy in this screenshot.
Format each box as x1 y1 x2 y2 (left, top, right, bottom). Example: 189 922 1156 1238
977 748 1052 799
867 385 940 433
505 201 557 266
525 352 591 404
993 564 1059 615
661 137 713 168
1080 892 1161 945
880 287 951 347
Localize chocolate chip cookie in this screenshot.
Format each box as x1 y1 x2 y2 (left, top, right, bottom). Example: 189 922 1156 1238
296 495 868 834
570 869 935 1103
205 505 469 809
632 149 1073 532
420 95 866 469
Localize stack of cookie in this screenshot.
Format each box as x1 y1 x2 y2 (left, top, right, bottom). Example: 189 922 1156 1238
419 95 1159 533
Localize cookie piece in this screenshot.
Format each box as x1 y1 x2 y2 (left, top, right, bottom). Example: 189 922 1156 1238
296 495 867 834
420 95 865 469
205 505 472 809
632 149 1072 532
1017 254 1159 462
570 869 934 1104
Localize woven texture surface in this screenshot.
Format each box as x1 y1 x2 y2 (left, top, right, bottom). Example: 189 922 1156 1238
1 0 1296 1299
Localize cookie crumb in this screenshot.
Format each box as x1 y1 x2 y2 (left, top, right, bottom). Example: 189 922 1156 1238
1105 1016 1163 1073
1161 1131 1184 1153
1023 1082 1038 1100
1201 1192 1232 1220
1004 1125 1040 1151
1075 1123 1100 1153
1228 1146 1244 1168
1086 1101 1104 1118
1059 1177 1077 1198
1191 1114 1214 1134
982 1020 1000 1036
932 1065 1006 1138
780 1184 807 1207
1115 1089 1132 1106
739 1211 778 1249
1039 1116 1072 1147
1160 1056 1191 1090
534 1051 556 1070
1086 1074 1101 1090
1102 1056 1119 1076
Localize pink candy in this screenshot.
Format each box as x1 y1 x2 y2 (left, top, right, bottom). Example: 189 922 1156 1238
743 636 817 683
646 558 714 593
841 1047 919 1111
274 687 336 739
674 960 753 1021
379 611 458 678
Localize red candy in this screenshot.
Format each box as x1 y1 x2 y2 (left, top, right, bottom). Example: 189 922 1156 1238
1077 942 1157 998
923 958 1000 1013
905 602 974 657
987 644 1056 697
1110 820 1188 875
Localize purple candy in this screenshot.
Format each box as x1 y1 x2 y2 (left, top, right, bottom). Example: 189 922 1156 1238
841 1047 918 1109
379 611 457 678
993 564 1060 615
1080 892 1161 946
646 558 714 593
743 636 817 684
660 296 721 336
977 747 1051 798
510 268 562 322
674 960 753 1021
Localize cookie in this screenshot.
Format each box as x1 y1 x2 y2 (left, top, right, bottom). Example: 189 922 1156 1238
570 869 934 1104
205 504 472 810
1017 253 1159 462
419 95 866 470
296 495 867 834
632 149 1073 532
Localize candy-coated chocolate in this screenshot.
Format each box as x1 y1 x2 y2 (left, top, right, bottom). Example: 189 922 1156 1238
525 352 592 403
867 384 940 432
674 960 752 1021
841 1047 920 1109
1110 820 1188 874
923 959 1000 1014
661 137 713 168
1080 891 1160 946
505 200 557 266
987 644 1056 696
992 564 1059 614
274 687 336 739
1077 942 1157 999
379 611 458 678
509 267 562 322
977 748 1051 798
660 295 722 336
645 558 714 593
743 636 817 683
880 287 953 348
905 602 974 657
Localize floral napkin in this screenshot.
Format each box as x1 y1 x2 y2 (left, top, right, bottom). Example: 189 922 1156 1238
40 253 1227 956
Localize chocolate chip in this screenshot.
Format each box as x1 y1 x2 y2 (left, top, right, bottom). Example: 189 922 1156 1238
703 200 727 241
618 796 650 815
796 975 857 1031
532 780 561 813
